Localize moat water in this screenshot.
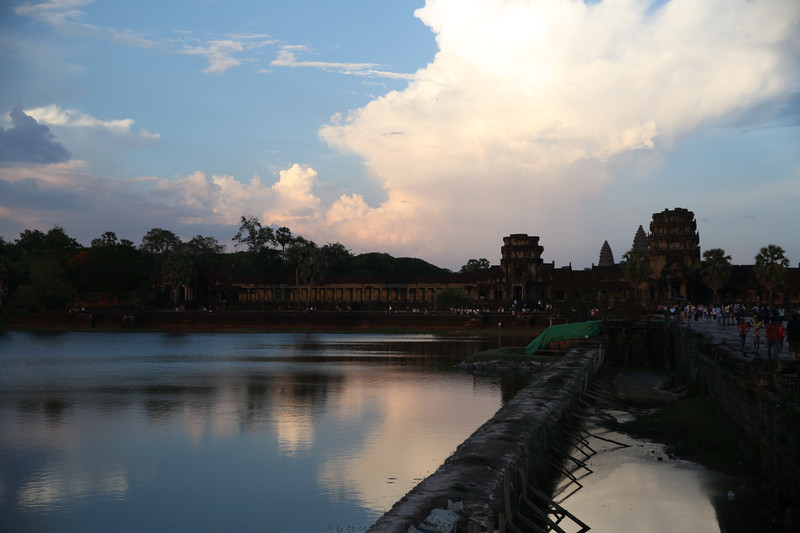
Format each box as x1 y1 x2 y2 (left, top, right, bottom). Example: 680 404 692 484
0 332 777 532
0 331 517 532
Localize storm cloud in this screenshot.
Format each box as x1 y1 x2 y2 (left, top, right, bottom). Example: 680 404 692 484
0 103 71 164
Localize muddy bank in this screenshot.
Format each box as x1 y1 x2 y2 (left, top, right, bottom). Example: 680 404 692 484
558 367 786 533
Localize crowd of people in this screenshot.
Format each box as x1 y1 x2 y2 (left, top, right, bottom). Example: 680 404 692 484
658 303 800 360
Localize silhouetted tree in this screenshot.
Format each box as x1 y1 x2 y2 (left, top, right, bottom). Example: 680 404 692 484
275 226 292 261
91 231 119 247
460 258 490 273
140 228 182 256
162 250 193 306
435 287 474 309
320 242 353 273
233 216 274 253
754 244 789 308
185 235 225 259
285 237 316 310
15 228 46 252
620 246 652 307
13 258 76 311
699 248 732 305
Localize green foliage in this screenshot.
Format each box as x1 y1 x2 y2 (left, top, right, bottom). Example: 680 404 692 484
620 246 652 285
233 215 275 253
460 258 490 273
13 258 77 311
162 250 193 305
434 286 474 309
754 244 789 289
69 244 153 295
754 244 789 306
320 242 353 273
42 226 80 253
185 235 225 259
556 290 599 320
91 231 121 247
620 246 652 305
16 226 79 258
699 248 732 303
15 229 47 252
140 228 182 256
275 226 292 260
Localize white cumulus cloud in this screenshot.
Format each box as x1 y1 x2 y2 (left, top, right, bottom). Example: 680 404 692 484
317 0 800 265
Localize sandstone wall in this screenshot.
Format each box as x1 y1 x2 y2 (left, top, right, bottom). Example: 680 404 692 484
367 346 604 533
665 326 800 514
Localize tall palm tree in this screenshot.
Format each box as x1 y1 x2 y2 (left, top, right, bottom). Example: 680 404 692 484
754 244 789 308
285 237 314 311
620 246 652 307
699 248 732 304
275 226 292 261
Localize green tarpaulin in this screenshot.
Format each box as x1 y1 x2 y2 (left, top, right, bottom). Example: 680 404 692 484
524 320 603 355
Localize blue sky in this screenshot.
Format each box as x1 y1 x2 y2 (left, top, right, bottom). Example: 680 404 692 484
1 0 798 270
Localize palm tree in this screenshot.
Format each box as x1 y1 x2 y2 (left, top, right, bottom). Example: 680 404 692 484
285 238 314 311
620 246 652 307
699 248 732 305
275 226 292 261
754 244 789 308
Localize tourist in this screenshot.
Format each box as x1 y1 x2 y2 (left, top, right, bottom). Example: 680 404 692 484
737 319 749 352
751 316 763 356
777 320 786 355
787 313 800 361
765 318 779 359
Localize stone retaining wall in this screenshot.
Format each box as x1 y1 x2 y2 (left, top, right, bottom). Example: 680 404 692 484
666 326 800 516
367 345 604 533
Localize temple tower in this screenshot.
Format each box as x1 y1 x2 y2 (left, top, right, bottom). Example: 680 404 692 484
501 234 544 305
598 240 615 266
633 225 648 252
647 208 701 299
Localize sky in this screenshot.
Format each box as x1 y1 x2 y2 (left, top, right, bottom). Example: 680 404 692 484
1 0 798 271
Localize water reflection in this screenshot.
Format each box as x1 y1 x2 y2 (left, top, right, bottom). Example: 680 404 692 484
0 331 508 532
17 461 129 512
554 372 781 533
318 372 500 513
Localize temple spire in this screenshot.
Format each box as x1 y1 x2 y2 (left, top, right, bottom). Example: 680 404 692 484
598 240 615 266
633 225 648 251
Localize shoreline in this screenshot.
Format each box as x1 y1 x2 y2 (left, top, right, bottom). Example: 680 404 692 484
1 309 547 335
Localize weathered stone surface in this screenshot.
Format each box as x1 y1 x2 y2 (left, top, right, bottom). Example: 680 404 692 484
368 346 603 533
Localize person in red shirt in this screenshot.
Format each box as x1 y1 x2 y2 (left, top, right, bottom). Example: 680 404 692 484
777 322 786 355
765 318 779 359
737 319 750 353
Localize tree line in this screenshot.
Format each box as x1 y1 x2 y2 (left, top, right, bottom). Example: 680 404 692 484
0 216 453 314
620 244 791 307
